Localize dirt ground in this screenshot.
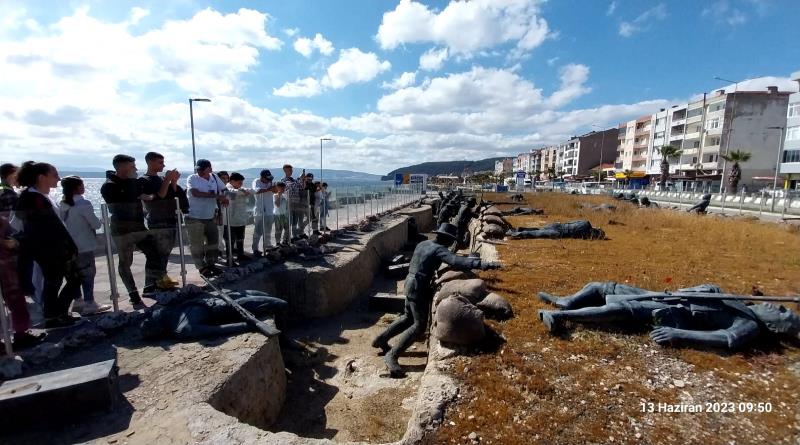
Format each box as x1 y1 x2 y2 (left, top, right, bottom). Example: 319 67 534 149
272 270 427 443
434 192 800 445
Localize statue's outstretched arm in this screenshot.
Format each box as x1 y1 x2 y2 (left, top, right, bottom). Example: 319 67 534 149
436 246 482 270
650 318 759 349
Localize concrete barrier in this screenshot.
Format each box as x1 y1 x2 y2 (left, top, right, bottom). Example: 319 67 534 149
399 204 435 232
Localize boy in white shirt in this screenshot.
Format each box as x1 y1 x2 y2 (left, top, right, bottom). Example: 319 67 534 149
223 172 251 263
251 169 276 256
273 182 290 246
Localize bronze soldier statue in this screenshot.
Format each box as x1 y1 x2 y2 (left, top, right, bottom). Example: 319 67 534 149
372 223 501 377
506 220 606 240
538 281 800 350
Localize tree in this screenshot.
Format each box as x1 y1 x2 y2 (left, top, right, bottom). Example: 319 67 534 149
721 150 752 193
622 169 633 188
546 166 556 180
657 145 683 190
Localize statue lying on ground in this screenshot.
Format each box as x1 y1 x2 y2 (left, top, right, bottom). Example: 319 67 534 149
372 223 501 377
639 197 658 208
506 220 606 240
501 206 544 216
537 281 800 350
687 194 712 214
140 290 288 341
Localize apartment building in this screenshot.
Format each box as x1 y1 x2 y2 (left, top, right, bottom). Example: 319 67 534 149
780 73 800 190
513 152 533 174
494 158 513 176
645 86 790 191
615 115 652 176
557 129 618 179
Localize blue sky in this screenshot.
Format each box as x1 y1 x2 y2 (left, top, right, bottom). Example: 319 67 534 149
1 0 798 174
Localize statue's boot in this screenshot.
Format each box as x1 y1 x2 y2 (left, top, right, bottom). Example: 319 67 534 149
538 292 561 306
371 337 391 355
538 310 563 334
384 354 406 378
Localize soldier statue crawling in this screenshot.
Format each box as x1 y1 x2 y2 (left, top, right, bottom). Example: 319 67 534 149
372 223 501 377
537 281 800 350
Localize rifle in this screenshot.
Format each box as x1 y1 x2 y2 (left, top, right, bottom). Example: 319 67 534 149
199 275 281 337
605 291 800 305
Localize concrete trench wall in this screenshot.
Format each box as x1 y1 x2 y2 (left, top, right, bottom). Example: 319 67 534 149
226 210 427 319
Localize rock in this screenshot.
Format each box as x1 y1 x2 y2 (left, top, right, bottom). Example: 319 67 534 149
481 224 505 239
435 279 488 304
95 311 130 331
476 292 513 320
483 205 502 216
0 355 23 379
23 342 64 365
674 379 686 388
468 432 478 440
435 270 477 285
432 295 486 345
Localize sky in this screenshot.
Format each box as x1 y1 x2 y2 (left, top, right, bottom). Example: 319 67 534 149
1 0 799 175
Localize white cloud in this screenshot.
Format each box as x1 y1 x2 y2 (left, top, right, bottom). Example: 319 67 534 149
376 0 551 57
702 1 748 26
607 1 618 16
546 64 591 108
274 47 390 97
382 71 417 90
283 27 299 37
293 33 334 57
619 3 667 37
419 47 449 71
321 48 391 89
272 77 322 97
546 56 560 67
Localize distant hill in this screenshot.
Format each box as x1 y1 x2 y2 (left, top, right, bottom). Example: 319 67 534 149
382 157 504 180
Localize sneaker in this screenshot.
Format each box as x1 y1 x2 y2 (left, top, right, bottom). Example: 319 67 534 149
71 299 84 314
12 331 46 349
130 299 147 310
81 301 112 315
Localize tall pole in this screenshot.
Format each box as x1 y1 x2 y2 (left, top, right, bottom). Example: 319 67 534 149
319 138 331 182
715 77 739 193
189 98 211 168
770 126 786 212
190 99 196 167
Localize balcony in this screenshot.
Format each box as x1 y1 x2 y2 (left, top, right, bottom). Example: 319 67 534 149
669 132 685 140
632 155 647 162
686 115 703 124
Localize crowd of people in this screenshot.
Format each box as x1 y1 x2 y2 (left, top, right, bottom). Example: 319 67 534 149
0 154 331 349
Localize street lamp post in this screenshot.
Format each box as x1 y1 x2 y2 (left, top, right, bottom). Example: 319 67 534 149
714 76 739 193
767 126 786 212
320 137 332 182
592 124 606 184
189 98 211 167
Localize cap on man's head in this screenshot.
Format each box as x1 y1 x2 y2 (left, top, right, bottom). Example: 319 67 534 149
195 159 212 171
260 169 273 178
306 172 314 179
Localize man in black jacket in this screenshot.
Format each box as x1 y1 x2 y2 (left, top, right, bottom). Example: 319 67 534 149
139 152 186 291
372 223 501 377
101 155 158 308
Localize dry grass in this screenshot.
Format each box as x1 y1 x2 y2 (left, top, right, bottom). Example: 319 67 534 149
434 192 800 445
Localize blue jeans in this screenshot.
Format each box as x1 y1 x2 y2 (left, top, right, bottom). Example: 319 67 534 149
74 251 96 302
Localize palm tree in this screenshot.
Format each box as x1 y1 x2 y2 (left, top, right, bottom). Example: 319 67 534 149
546 166 556 180
657 145 683 190
622 169 633 189
721 150 752 193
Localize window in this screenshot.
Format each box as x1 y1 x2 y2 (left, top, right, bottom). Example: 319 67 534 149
655 131 665 139
784 150 800 163
707 117 720 129
692 141 700 148
788 103 800 118
655 118 665 126
706 154 718 163
708 136 721 146
692 157 698 164
787 126 800 141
